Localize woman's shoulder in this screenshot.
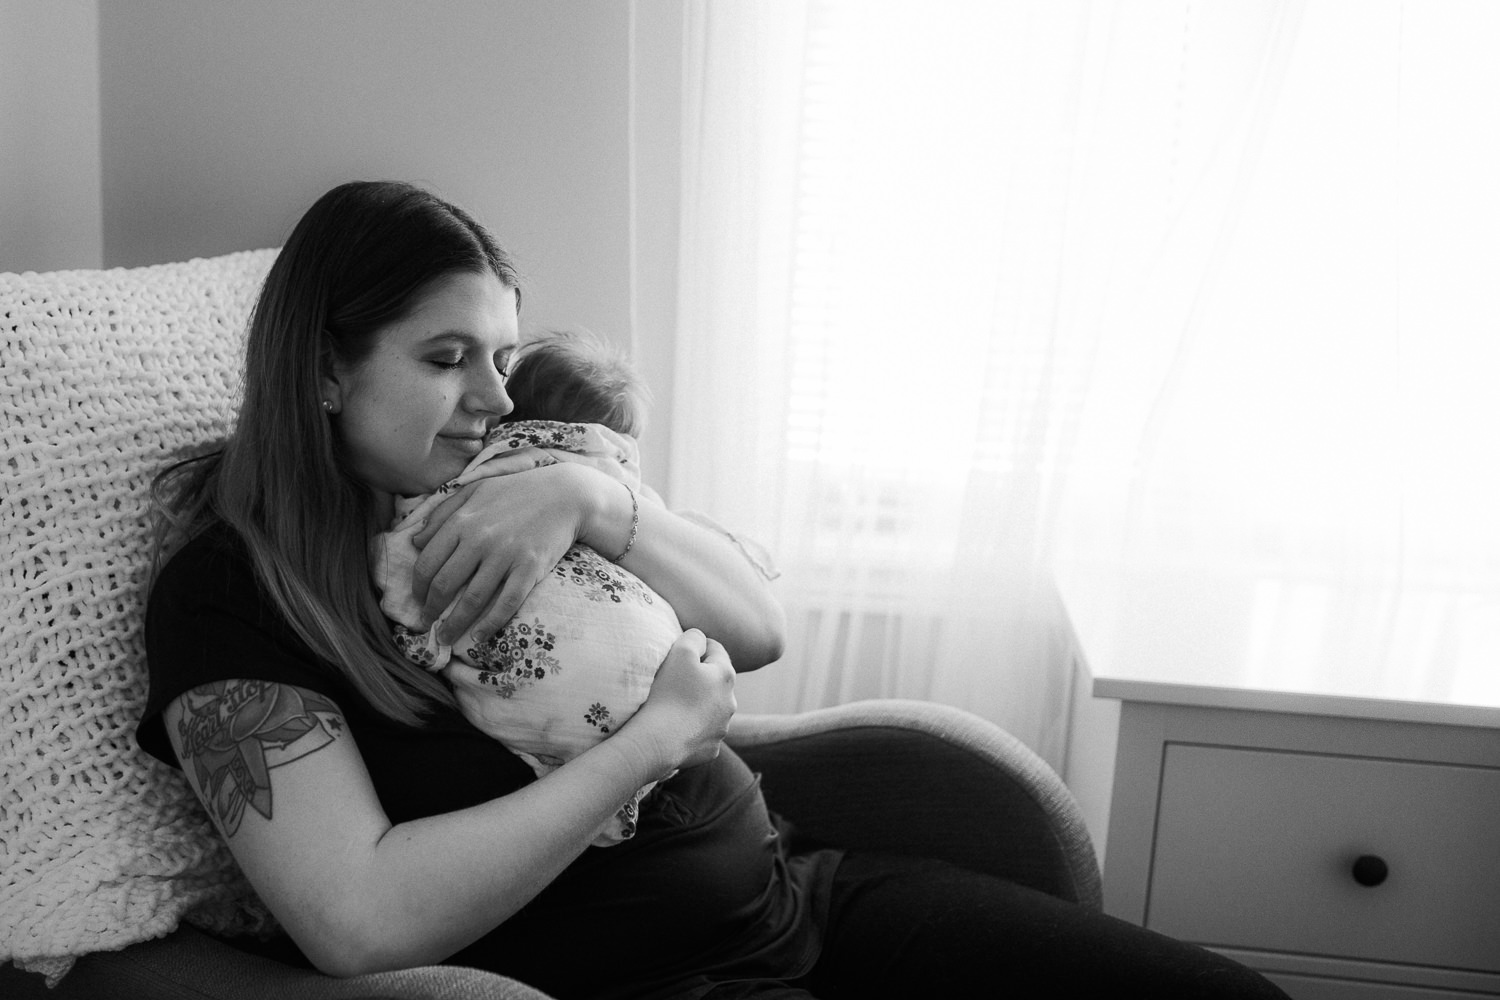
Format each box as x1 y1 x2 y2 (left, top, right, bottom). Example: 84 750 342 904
159 518 249 567
145 520 298 667
137 520 366 758
151 521 257 604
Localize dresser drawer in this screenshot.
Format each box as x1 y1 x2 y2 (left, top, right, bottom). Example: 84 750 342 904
1144 744 1500 972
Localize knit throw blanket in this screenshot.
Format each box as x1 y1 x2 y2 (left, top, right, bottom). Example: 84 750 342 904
0 250 281 984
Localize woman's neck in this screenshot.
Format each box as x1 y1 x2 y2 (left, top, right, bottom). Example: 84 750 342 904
369 489 397 526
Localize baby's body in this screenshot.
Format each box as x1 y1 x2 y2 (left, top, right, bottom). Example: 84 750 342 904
372 337 677 845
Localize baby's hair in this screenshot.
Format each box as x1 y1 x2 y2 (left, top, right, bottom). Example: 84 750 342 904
504 330 652 437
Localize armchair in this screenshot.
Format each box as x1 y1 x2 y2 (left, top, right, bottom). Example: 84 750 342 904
0 252 1100 999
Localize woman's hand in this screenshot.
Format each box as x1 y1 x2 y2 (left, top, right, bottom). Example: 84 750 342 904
409 464 588 643
621 630 737 776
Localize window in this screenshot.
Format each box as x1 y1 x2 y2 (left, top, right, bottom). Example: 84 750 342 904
668 0 1500 742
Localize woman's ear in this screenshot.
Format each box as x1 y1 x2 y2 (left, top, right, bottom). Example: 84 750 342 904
319 351 345 415
319 376 342 415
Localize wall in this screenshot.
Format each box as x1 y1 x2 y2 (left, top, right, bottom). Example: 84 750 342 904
0 0 102 272
1063 655 1121 866
627 1 684 464
1 0 684 494
97 0 635 343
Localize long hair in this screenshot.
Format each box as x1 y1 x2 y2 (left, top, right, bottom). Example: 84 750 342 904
152 181 522 725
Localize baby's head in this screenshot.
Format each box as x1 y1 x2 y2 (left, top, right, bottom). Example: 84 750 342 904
503 331 651 437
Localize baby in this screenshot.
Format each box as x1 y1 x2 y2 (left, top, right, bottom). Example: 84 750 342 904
371 332 679 845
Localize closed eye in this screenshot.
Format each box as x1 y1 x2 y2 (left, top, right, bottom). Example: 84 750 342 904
425 346 514 374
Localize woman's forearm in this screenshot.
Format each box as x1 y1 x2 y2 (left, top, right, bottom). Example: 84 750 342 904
168 640 734 980
583 485 786 671
311 628 735 976
315 731 667 976
407 465 786 664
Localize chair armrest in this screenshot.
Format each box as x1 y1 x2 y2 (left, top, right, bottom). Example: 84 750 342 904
0 925 556 1000
727 698 1103 909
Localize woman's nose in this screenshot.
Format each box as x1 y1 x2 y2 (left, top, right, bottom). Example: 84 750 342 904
466 365 514 417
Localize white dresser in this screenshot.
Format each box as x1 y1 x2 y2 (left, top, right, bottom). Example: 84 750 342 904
1059 563 1500 998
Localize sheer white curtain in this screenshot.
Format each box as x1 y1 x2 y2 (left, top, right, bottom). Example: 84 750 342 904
1058 0 1500 705
664 0 1500 764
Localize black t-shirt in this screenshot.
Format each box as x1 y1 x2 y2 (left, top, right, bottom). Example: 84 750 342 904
136 523 840 999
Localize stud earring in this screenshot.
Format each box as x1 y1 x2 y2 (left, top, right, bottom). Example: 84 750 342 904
322 400 335 413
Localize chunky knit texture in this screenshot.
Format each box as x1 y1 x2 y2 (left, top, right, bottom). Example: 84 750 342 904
0 250 281 983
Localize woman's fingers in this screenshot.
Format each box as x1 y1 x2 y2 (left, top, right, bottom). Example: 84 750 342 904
449 563 539 646
411 485 470 550
436 562 510 645
676 627 709 660
411 490 474 614
702 637 729 666
699 635 732 761
413 532 468 623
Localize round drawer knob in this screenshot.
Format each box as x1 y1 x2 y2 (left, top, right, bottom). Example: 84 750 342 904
1351 854 1388 887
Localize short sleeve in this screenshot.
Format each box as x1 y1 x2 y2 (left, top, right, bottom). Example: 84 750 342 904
135 525 345 767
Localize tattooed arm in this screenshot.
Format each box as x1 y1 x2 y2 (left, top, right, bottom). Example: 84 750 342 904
174 680 345 836
163 638 733 977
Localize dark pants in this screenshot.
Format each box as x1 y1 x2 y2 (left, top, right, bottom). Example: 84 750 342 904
704 853 1290 1000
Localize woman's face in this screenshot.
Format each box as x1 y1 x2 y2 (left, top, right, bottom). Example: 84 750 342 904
326 270 520 499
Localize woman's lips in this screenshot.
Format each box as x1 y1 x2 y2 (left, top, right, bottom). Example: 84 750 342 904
440 435 484 455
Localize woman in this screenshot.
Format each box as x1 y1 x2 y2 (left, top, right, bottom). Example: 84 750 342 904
137 181 1287 999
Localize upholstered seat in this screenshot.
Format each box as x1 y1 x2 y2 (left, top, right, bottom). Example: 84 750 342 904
0 253 1099 999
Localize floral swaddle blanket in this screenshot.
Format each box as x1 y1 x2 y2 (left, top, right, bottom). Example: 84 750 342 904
371 420 681 845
